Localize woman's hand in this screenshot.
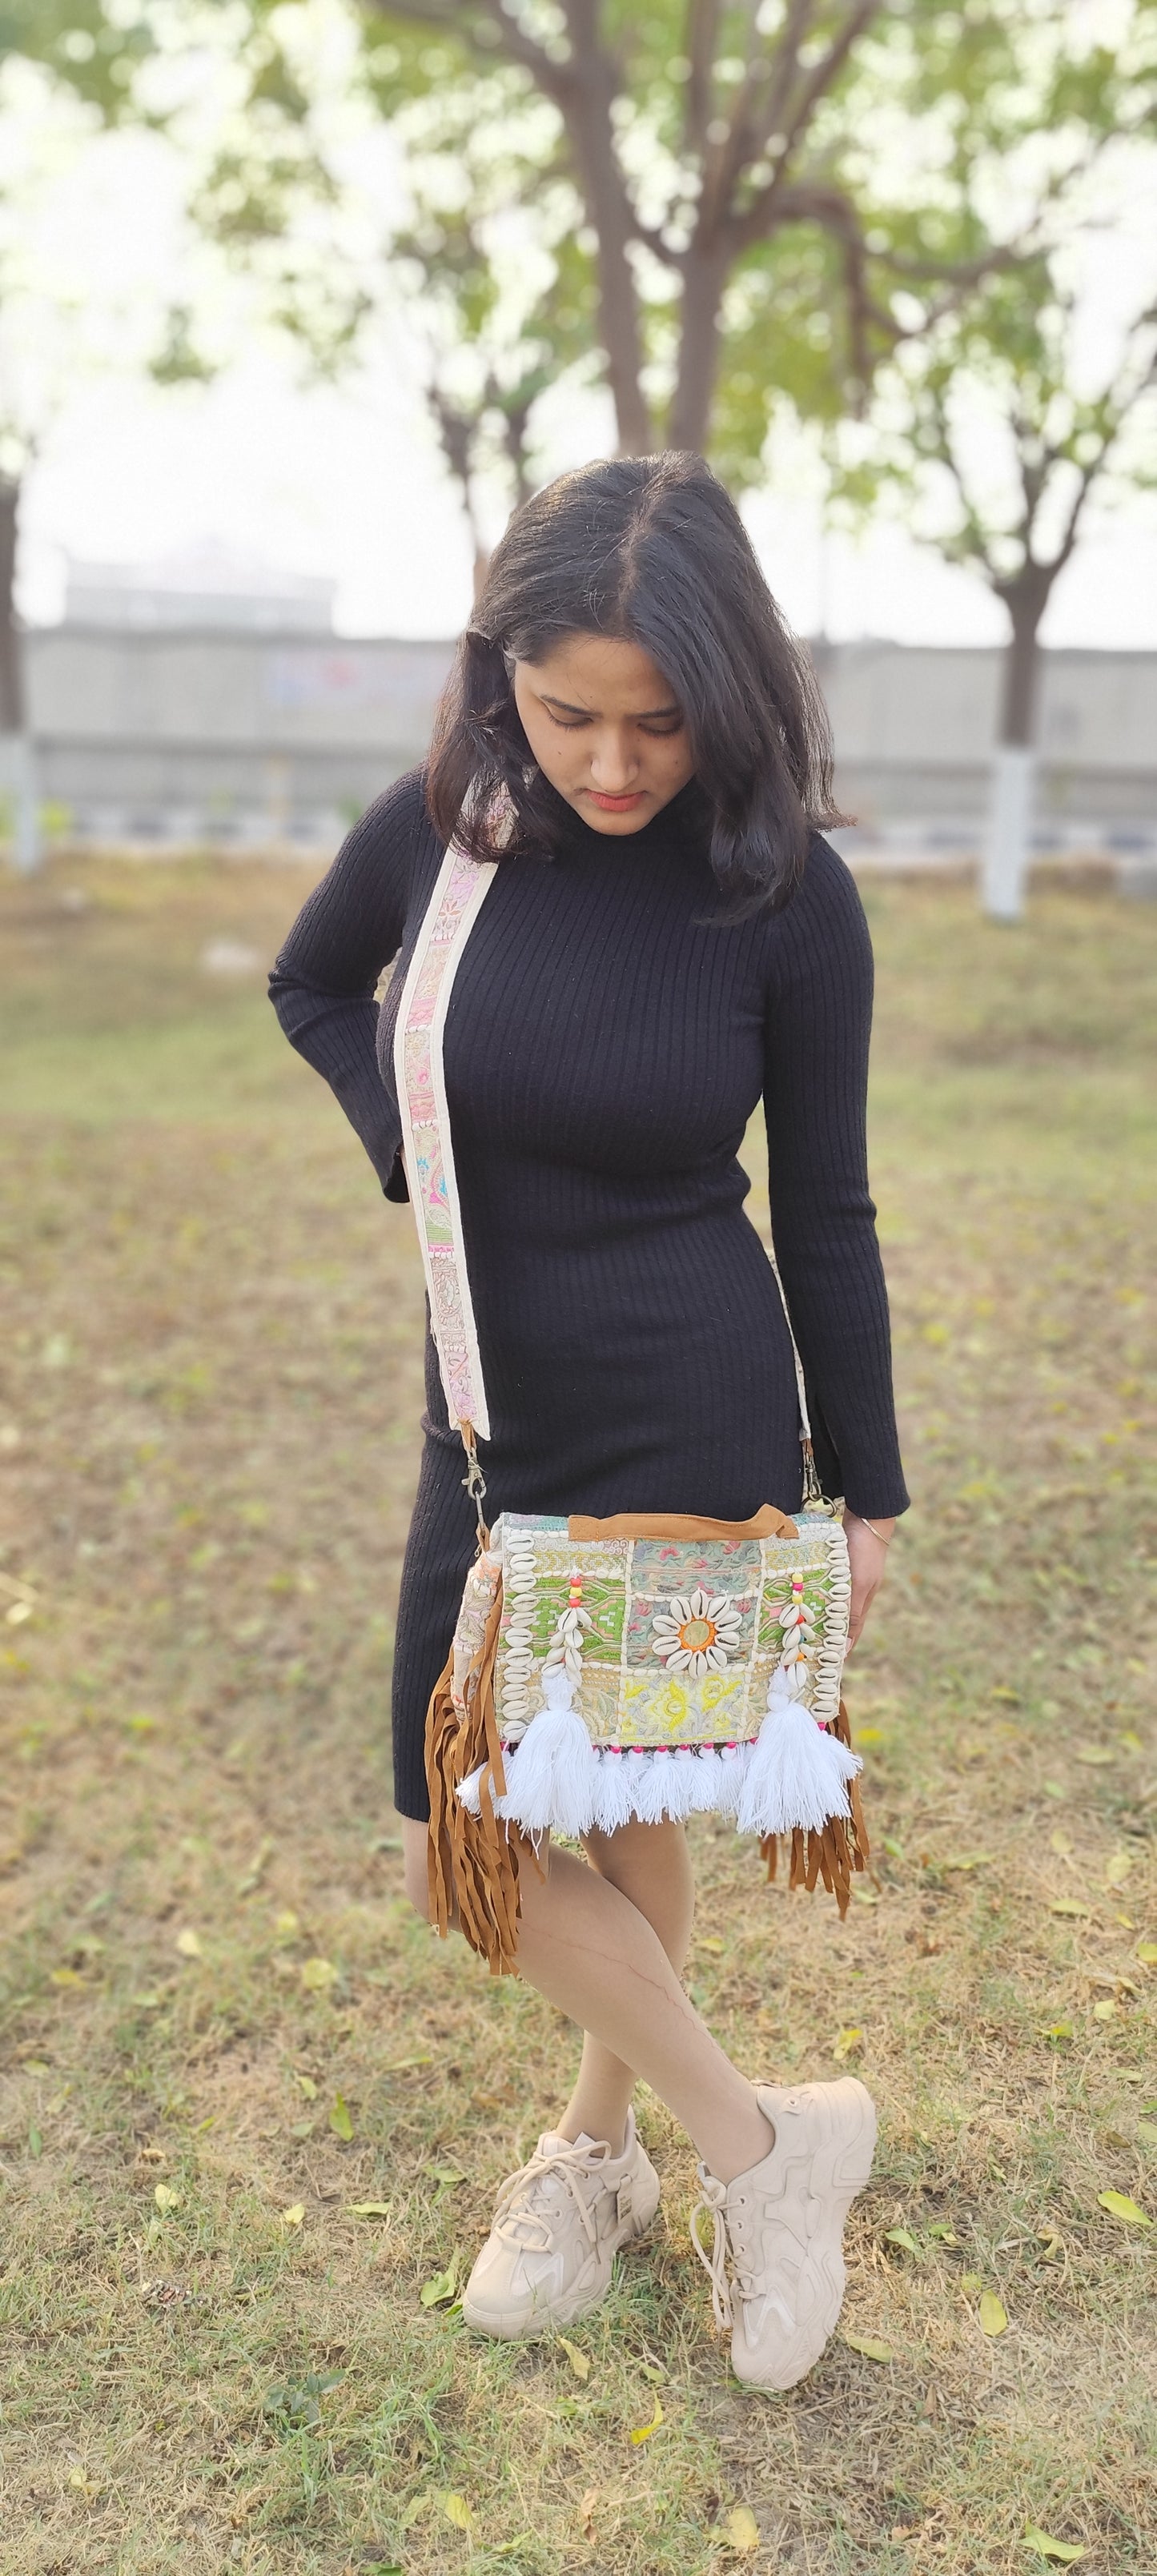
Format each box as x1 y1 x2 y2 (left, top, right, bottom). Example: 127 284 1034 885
843 1511 896 1651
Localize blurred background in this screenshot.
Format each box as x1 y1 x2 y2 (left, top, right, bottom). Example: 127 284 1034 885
1 0 1155 901
2 10 1155 2575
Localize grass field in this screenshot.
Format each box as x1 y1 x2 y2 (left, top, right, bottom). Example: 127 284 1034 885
1 852 1155 2576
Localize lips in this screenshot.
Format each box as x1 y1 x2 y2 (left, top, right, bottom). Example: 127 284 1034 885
589 791 644 811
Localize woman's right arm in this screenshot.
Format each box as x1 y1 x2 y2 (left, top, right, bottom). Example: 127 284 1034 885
268 768 432 1193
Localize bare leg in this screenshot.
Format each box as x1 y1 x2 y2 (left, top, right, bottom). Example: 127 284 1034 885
555 1818 695 2155
402 1819 773 2183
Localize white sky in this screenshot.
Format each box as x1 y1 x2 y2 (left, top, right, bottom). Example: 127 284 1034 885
12 103 1157 650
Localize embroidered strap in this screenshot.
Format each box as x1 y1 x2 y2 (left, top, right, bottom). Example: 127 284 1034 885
392 839 497 1441
395 835 825 1503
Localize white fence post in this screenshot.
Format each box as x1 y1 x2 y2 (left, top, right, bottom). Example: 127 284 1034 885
982 744 1034 921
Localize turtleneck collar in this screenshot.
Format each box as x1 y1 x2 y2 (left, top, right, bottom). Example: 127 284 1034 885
536 771 712 859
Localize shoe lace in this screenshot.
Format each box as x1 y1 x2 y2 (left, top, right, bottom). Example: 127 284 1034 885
691 2173 760 2333
492 2141 608 2255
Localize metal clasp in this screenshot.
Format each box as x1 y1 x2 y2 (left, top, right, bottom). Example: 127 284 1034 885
459 1420 489 1547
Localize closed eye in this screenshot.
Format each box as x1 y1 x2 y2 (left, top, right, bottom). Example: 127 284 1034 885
543 705 684 736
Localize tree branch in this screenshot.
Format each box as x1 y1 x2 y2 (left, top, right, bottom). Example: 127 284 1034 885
683 0 721 157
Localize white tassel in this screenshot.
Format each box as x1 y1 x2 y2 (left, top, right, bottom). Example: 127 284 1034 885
497 1665 601 1836
735 1672 861 1839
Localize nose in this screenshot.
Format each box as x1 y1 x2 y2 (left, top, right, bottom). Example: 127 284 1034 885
589 727 638 792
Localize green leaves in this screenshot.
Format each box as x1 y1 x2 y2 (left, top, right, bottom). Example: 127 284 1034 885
420 2256 460 2309
328 2093 354 2142
842 2330 893 2363
1097 2190 1151 2228
261 2370 341 2430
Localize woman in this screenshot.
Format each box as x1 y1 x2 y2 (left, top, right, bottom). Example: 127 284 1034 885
270 452 907 2392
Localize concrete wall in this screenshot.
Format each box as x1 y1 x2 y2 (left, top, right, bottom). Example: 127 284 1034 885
23 624 1157 853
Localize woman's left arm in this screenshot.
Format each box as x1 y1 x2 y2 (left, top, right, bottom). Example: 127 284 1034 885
763 837 908 1640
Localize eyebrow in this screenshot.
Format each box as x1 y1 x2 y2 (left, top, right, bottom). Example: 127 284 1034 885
540 692 682 720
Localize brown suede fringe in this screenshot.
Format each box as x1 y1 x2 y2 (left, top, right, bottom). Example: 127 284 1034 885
424 1577 534 1977
759 1695 870 1918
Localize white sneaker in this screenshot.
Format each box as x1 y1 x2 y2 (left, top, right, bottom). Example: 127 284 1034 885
462 2109 661 2340
692 2078 877 2389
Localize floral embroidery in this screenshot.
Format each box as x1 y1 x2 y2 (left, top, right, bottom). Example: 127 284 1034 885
652 1587 743 1679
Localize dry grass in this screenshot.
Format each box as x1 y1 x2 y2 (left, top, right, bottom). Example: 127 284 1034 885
0 854 1154 2576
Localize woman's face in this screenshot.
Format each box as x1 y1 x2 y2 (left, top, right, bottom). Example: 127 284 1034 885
512 632 696 834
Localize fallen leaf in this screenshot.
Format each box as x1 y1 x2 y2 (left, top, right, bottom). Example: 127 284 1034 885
722 2503 760 2551
1036 2229 1064 2261
1097 2189 1151 2226
295 2073 318 2099
6 1599 32 1627
1039 2020 1074 2040
1049 1828 1073 1856
926 2222 958 2244
328 2093 354 2142
68 2469 98 2498
279 2203 305 2228
1136 1941 1157 1966
942 1852 993 1872
443 2493 475 2534
175 1929 203 1959
558 2336 590 2379
428 2164 467 2187
578 2488 600 2536
1021 2530 1087 2563
834 2026 863 2060
1049 1900 1091 1919
27 2124 42 2158
1105 1853 1132 1885
348 2201 392 2217
153 2184 180 2213
698 1935 725 1952
629 2398 664 2443
959 2272 983 2294
1137 2121 1157 2148
420 2257 460 2308
300 1956 336 1992
50 1966 84 1987
885 2228 919 2254
1092 2000 1117 2021
842 2330 893 2362
1074 1746 1115 1767
275 1909 300 1936
978 2289 1008 2336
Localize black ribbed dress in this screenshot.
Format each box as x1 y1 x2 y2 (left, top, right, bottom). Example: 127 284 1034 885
270 765 908 1820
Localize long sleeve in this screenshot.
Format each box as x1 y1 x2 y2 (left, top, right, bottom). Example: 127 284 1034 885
268 768 431 1195
763 835 909 1519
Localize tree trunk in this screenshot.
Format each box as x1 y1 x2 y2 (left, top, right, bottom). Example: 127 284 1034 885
668 247 728 453
558 13 654 453
0 472 40 874
981 569 1051 922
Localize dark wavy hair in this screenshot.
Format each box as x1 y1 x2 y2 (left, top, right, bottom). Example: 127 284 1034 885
426 451 839 908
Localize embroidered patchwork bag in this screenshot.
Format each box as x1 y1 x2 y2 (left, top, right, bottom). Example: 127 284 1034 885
395 831 869 1972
